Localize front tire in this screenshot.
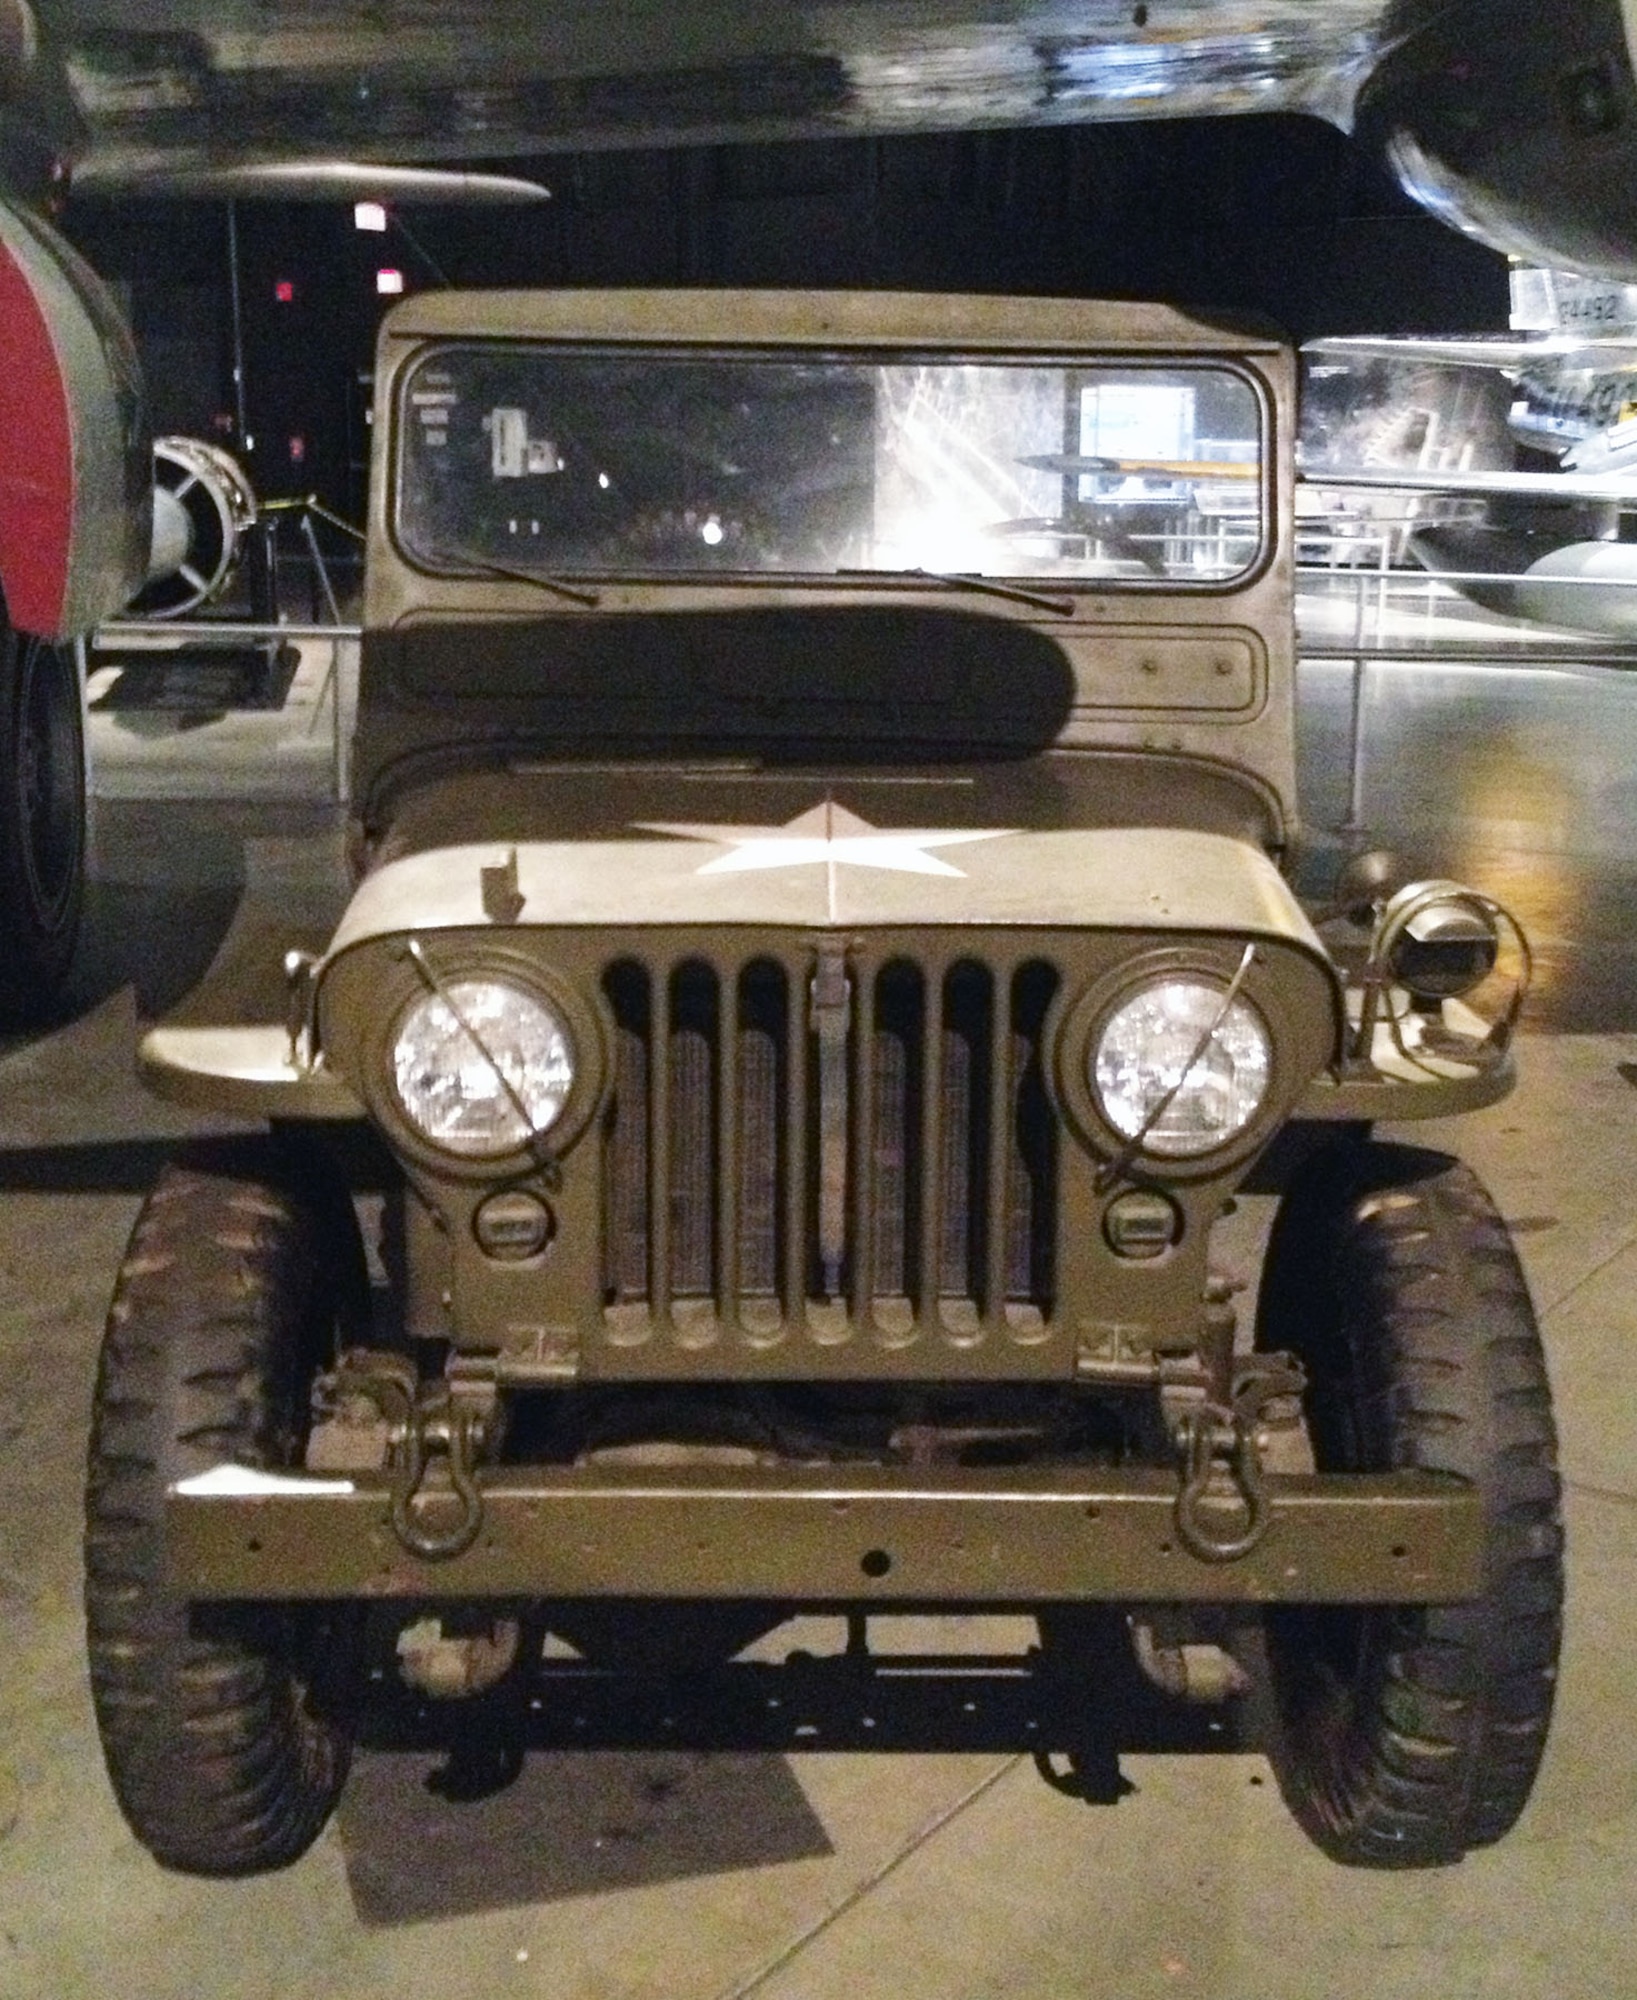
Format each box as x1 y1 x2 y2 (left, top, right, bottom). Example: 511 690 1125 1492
0 612 84 1022
1258 1142 1563 1866
84 1142 361 1874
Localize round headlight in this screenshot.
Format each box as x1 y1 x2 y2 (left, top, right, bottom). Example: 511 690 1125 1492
1092 977 1271 1158
392 978 575 1156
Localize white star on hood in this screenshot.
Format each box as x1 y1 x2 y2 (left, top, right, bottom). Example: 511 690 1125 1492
637 801 1012 877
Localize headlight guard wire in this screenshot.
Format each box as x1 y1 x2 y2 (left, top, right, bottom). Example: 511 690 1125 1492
1094 943 1258 1194
400 937 563 1177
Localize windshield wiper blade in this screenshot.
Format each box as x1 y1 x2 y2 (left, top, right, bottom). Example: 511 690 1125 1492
451 551 601 608
837 567 1075 617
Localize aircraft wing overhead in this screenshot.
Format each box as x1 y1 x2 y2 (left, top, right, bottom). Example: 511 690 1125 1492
0 0 1632 281
1301 466 1637 503
39 0 1395 187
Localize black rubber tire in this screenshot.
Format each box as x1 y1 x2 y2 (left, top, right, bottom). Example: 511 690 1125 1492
0 611 84 1022
84 1141 363 1874
1258 1141 1563 1867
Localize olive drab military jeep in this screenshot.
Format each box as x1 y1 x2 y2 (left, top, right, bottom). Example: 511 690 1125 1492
85 291 1562 1875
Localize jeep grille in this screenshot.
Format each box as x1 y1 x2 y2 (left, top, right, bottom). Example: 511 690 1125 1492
600 946 1060 1353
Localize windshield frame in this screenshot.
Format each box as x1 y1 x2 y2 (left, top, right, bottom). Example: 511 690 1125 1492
388 338 1276 597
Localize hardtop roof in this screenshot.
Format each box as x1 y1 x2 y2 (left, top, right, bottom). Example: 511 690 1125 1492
378 288 1288 356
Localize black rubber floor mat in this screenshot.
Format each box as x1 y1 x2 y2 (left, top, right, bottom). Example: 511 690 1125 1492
90 641 301 713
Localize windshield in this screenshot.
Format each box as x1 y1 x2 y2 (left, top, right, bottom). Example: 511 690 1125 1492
395 343 1265 586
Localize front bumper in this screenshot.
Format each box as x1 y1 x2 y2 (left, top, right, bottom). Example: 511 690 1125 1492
166 1462 1481 1604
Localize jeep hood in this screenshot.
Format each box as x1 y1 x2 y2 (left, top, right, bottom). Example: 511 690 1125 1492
325 822 1325 964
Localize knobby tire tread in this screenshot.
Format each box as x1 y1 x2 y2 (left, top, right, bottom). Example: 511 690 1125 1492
1259 1141 1563 1867
84 1140 357 1875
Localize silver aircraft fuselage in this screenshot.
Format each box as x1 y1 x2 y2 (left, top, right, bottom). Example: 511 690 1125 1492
25 1 1393 190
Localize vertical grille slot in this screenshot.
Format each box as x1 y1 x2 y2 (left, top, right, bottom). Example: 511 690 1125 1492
715 959 740 1324
982 970 1013 1325
939 960 992 1324
735 960 785 1312
646 963 672 1318
1008 962 1060 1315
782 958 808 1322
846 959 876 1320
915 968 945 1328
937 1028 971 1300
869 961 921 1310
668 962 717 1300
602 960 649 1307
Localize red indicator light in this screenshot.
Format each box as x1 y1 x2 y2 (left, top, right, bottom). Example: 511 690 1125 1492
289 436 306 465
274 279 295 304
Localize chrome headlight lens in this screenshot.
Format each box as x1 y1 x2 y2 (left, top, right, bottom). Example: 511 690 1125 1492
1092 977 1272 1157
392 978 575 1156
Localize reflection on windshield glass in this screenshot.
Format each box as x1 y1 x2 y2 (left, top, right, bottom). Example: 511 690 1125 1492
397 345 1263 585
